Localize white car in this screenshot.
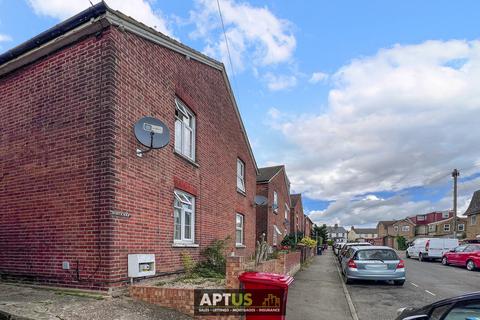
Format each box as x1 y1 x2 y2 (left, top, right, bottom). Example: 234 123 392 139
406 238 459 261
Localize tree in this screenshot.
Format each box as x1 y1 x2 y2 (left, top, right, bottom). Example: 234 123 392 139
312 224 328 245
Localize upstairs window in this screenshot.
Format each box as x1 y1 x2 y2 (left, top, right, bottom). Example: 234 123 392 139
443 224 451 232
236 159 245 192
273 191 278 213
417 215 426 221
442 211 450 219
428 224 436 232
472 215 477 225
394 226 399 232
284 203 289 220
402 226 410 232
175 99 195 161
458 224 465 232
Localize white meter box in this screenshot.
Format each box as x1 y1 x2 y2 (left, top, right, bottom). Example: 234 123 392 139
128 254 155 278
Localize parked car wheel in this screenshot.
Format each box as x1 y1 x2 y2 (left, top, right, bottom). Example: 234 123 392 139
441 257 448 266
466 260 477 271
394 280 405 286
344 275 353 284
406 251 410 259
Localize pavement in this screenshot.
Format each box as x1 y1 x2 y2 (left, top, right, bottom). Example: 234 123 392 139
0 283 191 320
286 250 353 320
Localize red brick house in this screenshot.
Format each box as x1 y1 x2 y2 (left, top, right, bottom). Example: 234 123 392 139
290 194 304 235
0 3 258 290
256 166 291 247
304 216 313 238
409 211 453 236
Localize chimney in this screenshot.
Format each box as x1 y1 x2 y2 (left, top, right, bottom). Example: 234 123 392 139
334 223 338 228
351 226 355 230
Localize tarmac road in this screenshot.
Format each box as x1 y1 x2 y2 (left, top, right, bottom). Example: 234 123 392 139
345 251 480 320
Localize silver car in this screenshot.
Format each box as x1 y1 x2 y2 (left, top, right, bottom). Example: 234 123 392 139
341 246 406 286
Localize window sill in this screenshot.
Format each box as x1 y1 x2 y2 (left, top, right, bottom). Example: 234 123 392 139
172 243 199 248
237 188 246 197
174 151 199 167
236 244 246 248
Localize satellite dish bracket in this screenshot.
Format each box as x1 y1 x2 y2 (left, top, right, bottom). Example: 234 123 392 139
136 131 155 157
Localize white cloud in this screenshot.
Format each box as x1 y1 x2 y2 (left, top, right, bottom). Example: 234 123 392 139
268 39 480 224
309 71 328 84
0 34 12 42
190 0 296 70
274 40 480 200
26 0 172 36
264 73 297 91
308 175 480 227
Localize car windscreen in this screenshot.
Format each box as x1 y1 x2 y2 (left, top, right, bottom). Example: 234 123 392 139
354 249 399 261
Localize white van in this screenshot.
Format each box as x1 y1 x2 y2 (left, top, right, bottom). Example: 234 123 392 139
406 238 459 261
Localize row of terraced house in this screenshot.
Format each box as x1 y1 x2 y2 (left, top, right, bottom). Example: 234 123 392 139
374 190 480 249
0 3 313 291
341 191 480 249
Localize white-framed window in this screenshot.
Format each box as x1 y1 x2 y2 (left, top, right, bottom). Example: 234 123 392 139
443 224 450 232
236 159 245 192
402 226 410 232
284 203 289 220
458 224 465 232
442 211 449 219
428 224 436 232
174 98 195 161
417 215 426 221
273 191 278 213
173 190 195 244
394 226 399 232
472 215 477 225
235 213 244 246
273 225 281 246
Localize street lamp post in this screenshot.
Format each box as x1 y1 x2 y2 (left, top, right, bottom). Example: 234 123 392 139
452 169 460 239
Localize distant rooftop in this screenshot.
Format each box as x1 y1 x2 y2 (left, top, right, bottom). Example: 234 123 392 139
256 165 284 183
465 190 480 216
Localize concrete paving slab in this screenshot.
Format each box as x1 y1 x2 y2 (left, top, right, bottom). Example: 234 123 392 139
0 283 191 320
286 250 352 320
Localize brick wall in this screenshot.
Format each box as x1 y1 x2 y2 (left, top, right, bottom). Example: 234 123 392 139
0 23 257 289
0 30 117 289
225 251 301 289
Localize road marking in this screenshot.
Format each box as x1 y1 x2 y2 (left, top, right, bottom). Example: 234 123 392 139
334 255 359 320
425 290 436 296
410 282 419 287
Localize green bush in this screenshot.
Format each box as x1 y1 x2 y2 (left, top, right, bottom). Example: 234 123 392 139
180 251 196 277
281 232 304 248
192 238 229 278
396 236 408 250
300 237 317 248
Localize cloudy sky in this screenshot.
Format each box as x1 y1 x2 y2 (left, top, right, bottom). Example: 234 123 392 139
1 0 480 227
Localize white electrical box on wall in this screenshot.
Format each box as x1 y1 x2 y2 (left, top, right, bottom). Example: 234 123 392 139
128 254 155 278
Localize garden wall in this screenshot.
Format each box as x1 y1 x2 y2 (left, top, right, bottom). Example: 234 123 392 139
225 250 301 289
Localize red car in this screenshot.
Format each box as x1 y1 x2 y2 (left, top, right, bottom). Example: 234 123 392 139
442 244 480 271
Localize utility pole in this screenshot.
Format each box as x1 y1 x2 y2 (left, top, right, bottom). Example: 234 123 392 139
452 169 460 239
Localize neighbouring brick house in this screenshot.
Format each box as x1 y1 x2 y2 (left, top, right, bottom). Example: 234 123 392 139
464 190 480 240
377 218 416 249
290 194 304 235
0 3 258 290
256 165 291 247
304 216 313 238
426 216 468 238
410 211 453 236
